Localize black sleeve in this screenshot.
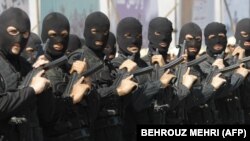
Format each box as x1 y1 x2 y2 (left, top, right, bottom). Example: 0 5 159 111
201 84 215 101
229 73 245 91
184 84 215 110
97 86 117 98
132 80 163 111
215 73 244 99
0 87 36 120
175 84 190 101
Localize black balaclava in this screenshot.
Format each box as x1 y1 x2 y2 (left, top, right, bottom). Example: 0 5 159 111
148 17 173 56
179 22 202 60
66 34 82 54
204 22 227 57
235 18 250 55
0 7 30 59
104 32 116 58
41 12 70 61
21 32 42 63
26 32 42 51
117 17 142 57
84 11 110 58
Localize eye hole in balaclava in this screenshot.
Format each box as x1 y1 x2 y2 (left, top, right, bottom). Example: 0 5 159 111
148 17 173 56
204 22 227 57
235 18 250 51
103 32 117 60
84 11 110 53
179 22 202 60
117 17 142 57
0 7 30 58
41 12 70 61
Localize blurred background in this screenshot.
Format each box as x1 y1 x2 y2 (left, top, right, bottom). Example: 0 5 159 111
0 0 249 56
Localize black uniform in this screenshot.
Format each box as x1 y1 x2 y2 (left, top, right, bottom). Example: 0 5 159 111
0 8 43 141
37 12 93 141
176 22 220 124
235 18 250 124
112 17 165 141
143 17 183 125
82 12 124 141
199 22 245 124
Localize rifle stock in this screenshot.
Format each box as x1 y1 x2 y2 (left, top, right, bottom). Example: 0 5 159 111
219 55 250 73
131 54 185 78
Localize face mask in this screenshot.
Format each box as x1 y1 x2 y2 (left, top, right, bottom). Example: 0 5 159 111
66 34 82 54
103 32 116 58
148 17 173 55
22 32 41 61
0 7 30 57
204 22 227 56
41 12 70 60
179 22 202 58
117 17 142 56
235 18 250 50
26 32 42 51
84 12 110 52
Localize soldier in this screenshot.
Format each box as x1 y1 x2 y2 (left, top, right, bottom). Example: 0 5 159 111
199 22 248 124
0 7 49 141
149 17 192 125
36 12 92 141
142 17 198 125
111 17 176 141
66 34 82 55
235 18 250 124
103 32 117 61
81 12 138 141
21 32 42 64
178 22 227 124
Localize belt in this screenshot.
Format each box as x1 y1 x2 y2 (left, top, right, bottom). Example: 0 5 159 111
47 128 90 141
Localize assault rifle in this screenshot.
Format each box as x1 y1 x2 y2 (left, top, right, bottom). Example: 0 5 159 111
173 54 208 87
152 48 160 81
175 40 187 87
185 54 208 67
219 55 250 73
20 55 68 89
19 39 68 88
204 52 250 85
129 52 186 80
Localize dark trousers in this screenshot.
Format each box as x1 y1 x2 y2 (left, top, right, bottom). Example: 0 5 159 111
94 125 123 141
